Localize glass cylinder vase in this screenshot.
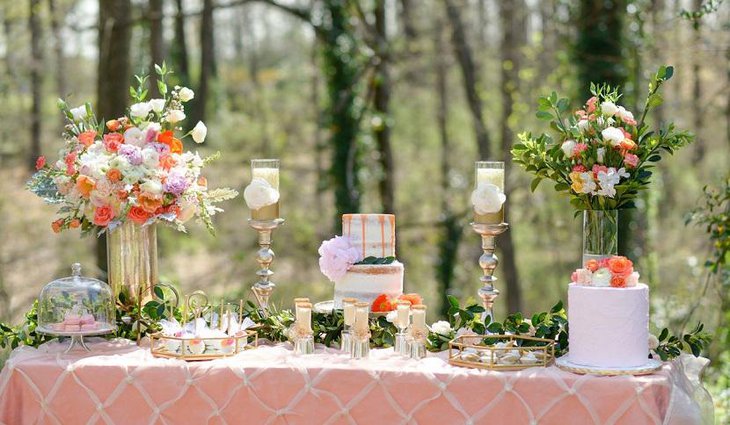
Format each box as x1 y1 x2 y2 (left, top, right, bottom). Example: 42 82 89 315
106 221 158 305
582 210 618 266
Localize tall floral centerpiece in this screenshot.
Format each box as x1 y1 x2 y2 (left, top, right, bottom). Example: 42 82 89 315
29 63 237 304
512 66 693 264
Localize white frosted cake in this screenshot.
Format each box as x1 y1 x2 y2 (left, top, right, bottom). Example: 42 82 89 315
568 283 649 368
334 214 404 308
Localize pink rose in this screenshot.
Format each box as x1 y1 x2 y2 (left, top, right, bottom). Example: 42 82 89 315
93 205 115 227
624 153 639 168
318 236 362 282
572 268 593 285
572 143 588 157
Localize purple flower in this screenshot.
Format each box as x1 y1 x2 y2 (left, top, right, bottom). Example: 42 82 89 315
118 144 143 165
163 169 189 196
318 236 362 282
150 142 170 154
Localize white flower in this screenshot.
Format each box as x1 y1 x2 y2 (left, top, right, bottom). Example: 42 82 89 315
601 101 619 116
178 87 194 102
386 311 397 323
130 102 153 119
573 268 593 285
142 149 160 168
70 105 88 121
601 126 624 147
561 139 576 158
140 180 163 195
592 268 611 287
616 106 635 123
148 98 166 113
191 121 207 144
471 183 506 215
430 321 452 336
122 167 145 184
648 334 659 350
578 172 596 194
124 127 145 147
243 177 280 210
596 148 606 164
165 109 186 123
577 119 590 133
626 271 640 287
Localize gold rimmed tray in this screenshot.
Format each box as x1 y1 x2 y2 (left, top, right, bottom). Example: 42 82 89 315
555 355 662 376
149 329 258 361
448 334 555 371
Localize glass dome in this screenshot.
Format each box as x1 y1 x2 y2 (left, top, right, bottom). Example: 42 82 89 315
37 263 116 335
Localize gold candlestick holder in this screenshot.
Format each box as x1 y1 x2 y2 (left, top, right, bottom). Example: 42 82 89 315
249 218 285 316
471 222 509 323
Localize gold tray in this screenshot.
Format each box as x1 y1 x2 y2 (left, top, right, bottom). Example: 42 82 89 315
448 334 555 371
150 329 259 361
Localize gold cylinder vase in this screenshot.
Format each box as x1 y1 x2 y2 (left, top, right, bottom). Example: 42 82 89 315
106 221 158 306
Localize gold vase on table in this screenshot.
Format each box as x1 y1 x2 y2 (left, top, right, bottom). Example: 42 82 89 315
106 220 158 307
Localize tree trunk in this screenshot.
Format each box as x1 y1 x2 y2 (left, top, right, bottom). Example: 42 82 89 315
498 0 523 314
148 0 164 97
691 0 704 162
97 0 132 277
373 0 395 214
3 4 18 86
575 0 627 93
443 0 490 159
29 0 42 172
171 0 190 86
193 0 216 125
48 0 67 101
399 0 416 41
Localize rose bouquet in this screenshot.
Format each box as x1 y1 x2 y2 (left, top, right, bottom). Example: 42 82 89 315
571 256 640 288
512 66 693 212
28 64 237 235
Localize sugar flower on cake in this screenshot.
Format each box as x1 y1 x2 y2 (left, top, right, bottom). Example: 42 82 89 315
471 182 506 215
571 255 640 288
243 178 280 210
318 236 362 282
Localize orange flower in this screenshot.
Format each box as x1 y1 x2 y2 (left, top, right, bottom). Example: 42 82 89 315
117 189 129 200
128 206 151 225
106 168 122 182
106 120 121 131
610 275 627 288
103 133 124 152
158 130 174 144
76 175 95 198
398 293 423 307
371 294 396 312
198 176 208 188
69 219 81 229
51 219 64 233
608 256 633 277
586 259 600 272
78 131 97 147
93 205 115 227
159 155 176 170
169 137 183 154
138 192 163 213
619 139 637 151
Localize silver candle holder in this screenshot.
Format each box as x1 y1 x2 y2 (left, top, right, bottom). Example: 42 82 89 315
249 218 284 316
471 222 509 322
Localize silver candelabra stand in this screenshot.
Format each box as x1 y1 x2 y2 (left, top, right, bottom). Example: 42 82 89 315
248 218 284 316
471 222 509 322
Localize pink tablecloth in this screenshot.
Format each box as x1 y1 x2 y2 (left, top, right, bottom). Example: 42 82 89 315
0 339 708 425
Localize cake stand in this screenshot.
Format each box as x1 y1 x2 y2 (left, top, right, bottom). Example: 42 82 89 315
556 354 662 376
36 324 116 353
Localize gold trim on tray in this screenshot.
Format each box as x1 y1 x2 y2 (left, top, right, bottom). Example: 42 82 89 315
149 329 259 361
448 334 555 371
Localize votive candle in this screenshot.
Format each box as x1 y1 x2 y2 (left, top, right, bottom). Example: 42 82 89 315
354 302 370 333
342 298 357 327
474 161 505 224
296 302 312 331
293 297 310 309
396 300 411 329
411 304 427 333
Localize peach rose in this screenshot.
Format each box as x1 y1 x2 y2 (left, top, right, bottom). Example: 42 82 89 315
169 137 183 154
106 168 122 182
76 175 95 198
586 259 600 272
610 275 627 288
159 155 176 171
77 131 97 147
69 219 81 229
51 219 64 233
128 206 151 225
106 120 121 131
608 256 633 277
398 293 423 306
138 192 163 213
93 205 115 227
103 133 124 153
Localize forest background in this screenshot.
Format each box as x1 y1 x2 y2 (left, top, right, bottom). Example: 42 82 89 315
0 0 728 419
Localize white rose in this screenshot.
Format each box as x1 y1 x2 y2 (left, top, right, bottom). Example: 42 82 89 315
165 109 186 123
470 183 506 215
178 87 194 102
596 147 606 164
130 102 153 119
601 126 624 147
243 178 280 210
70 105 88 121
191 121 207 144
601 101 619 116
574 268 593 285
561 139 576 158
122 167 145 184
109 155 130 171
577 119 590 132
142 149 160 168
124 127 145 147
648 334 659 350
430 321 452 336
148 98 166 113
140 180 163 195
626 271 640 287
592 268 611 287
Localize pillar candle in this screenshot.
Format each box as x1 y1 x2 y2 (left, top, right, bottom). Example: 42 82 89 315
476 167 504 190
296 303 312 331
396 301 410 329
343 298 357 327
293 298 310 309
354 302 369 333
411 305 427 332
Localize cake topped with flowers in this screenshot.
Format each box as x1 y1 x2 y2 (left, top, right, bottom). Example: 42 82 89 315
571 256 640 288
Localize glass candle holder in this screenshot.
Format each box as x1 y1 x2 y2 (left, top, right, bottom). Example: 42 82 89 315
394 300 411 356
293 302 314 355
351 302 370 359
409 304 427 360
341 298 357 353
250 159 280 220
473 161 505 225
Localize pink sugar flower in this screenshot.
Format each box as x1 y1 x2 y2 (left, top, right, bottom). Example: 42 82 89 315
318 236 362 282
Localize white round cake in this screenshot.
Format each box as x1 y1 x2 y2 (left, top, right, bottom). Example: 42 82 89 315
333 214 404 308
568 283 649 368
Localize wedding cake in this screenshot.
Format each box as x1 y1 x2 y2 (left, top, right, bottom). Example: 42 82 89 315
567 257 650 368
319 214 404 309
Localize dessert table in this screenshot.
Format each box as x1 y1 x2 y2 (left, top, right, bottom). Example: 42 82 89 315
0 339 711 425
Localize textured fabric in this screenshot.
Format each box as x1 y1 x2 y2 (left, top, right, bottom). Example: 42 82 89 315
0 339 706 425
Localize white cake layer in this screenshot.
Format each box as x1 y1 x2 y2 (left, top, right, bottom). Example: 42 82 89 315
334 262 403 309
568 283 649 368
343 214 396 258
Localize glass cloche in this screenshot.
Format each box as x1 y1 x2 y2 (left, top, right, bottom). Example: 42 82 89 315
37 263 116 350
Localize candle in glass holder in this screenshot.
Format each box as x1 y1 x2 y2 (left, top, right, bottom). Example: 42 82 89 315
473 161 505 224
354 302 370 333
293 298 310 309
396 300 411 329
411 304 427 333
342 298 357 327
250 159 280 220
296 302 312 331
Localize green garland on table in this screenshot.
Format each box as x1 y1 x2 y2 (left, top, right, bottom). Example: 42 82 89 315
0 296 711 363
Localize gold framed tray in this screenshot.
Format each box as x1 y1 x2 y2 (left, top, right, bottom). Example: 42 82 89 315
448 334 555 371
150 329 259 361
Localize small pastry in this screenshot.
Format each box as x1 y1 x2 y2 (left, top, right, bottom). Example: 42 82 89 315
520 352 541 364
499 352 521 365
186 339 205 355
220 338 235 354
64 314 81 325
165 339 181 353
460 352 480 362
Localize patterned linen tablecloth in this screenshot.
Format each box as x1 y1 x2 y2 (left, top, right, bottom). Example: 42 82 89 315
0 339 711 425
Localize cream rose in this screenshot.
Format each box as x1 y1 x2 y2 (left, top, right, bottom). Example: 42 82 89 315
243 177 280 210
601 126 624 146
130 102 153 119
592 268 612 287
149 98 166 113
178 87 194 102
165 110 186 123
471 183 506 215
561 139 576 157
601 101 619 116
430 321 452 336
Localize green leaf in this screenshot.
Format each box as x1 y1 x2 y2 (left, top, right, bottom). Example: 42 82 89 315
557 98 569 112
153 286 165 300
658 328 669 342
447 295 460 309
550 300 563 313
530 177 542 192
536 111 553 121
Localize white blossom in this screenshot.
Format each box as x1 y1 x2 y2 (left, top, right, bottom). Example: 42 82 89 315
601 101 619 116
149 98 166 114
178 87 194 102
471 183 506 214
191 121 207 144
130 102 153 119
430 321 452 336
601 126 624 147
165 109 186 123
243 177 280 210
561 139 576 157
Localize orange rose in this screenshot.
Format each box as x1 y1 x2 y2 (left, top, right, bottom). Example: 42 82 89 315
117 189 129 200
138 192 163 213
77 131 97 147
69 219 81 229
103 133 124 152
371 294 396 312
608 256 633 277
159 155 176 170
398 293 423 307
106 168 122 182
586 259 600 272
106 120 121 131
619 139 637 151
610 275 627 288
128 206 151 225
51 219 64 233
169 137 183 154
75 175 95 198
93 205 115 227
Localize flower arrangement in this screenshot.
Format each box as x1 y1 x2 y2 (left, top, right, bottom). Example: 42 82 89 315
512 66 693 211
571 255 640 288
28 63 237 235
